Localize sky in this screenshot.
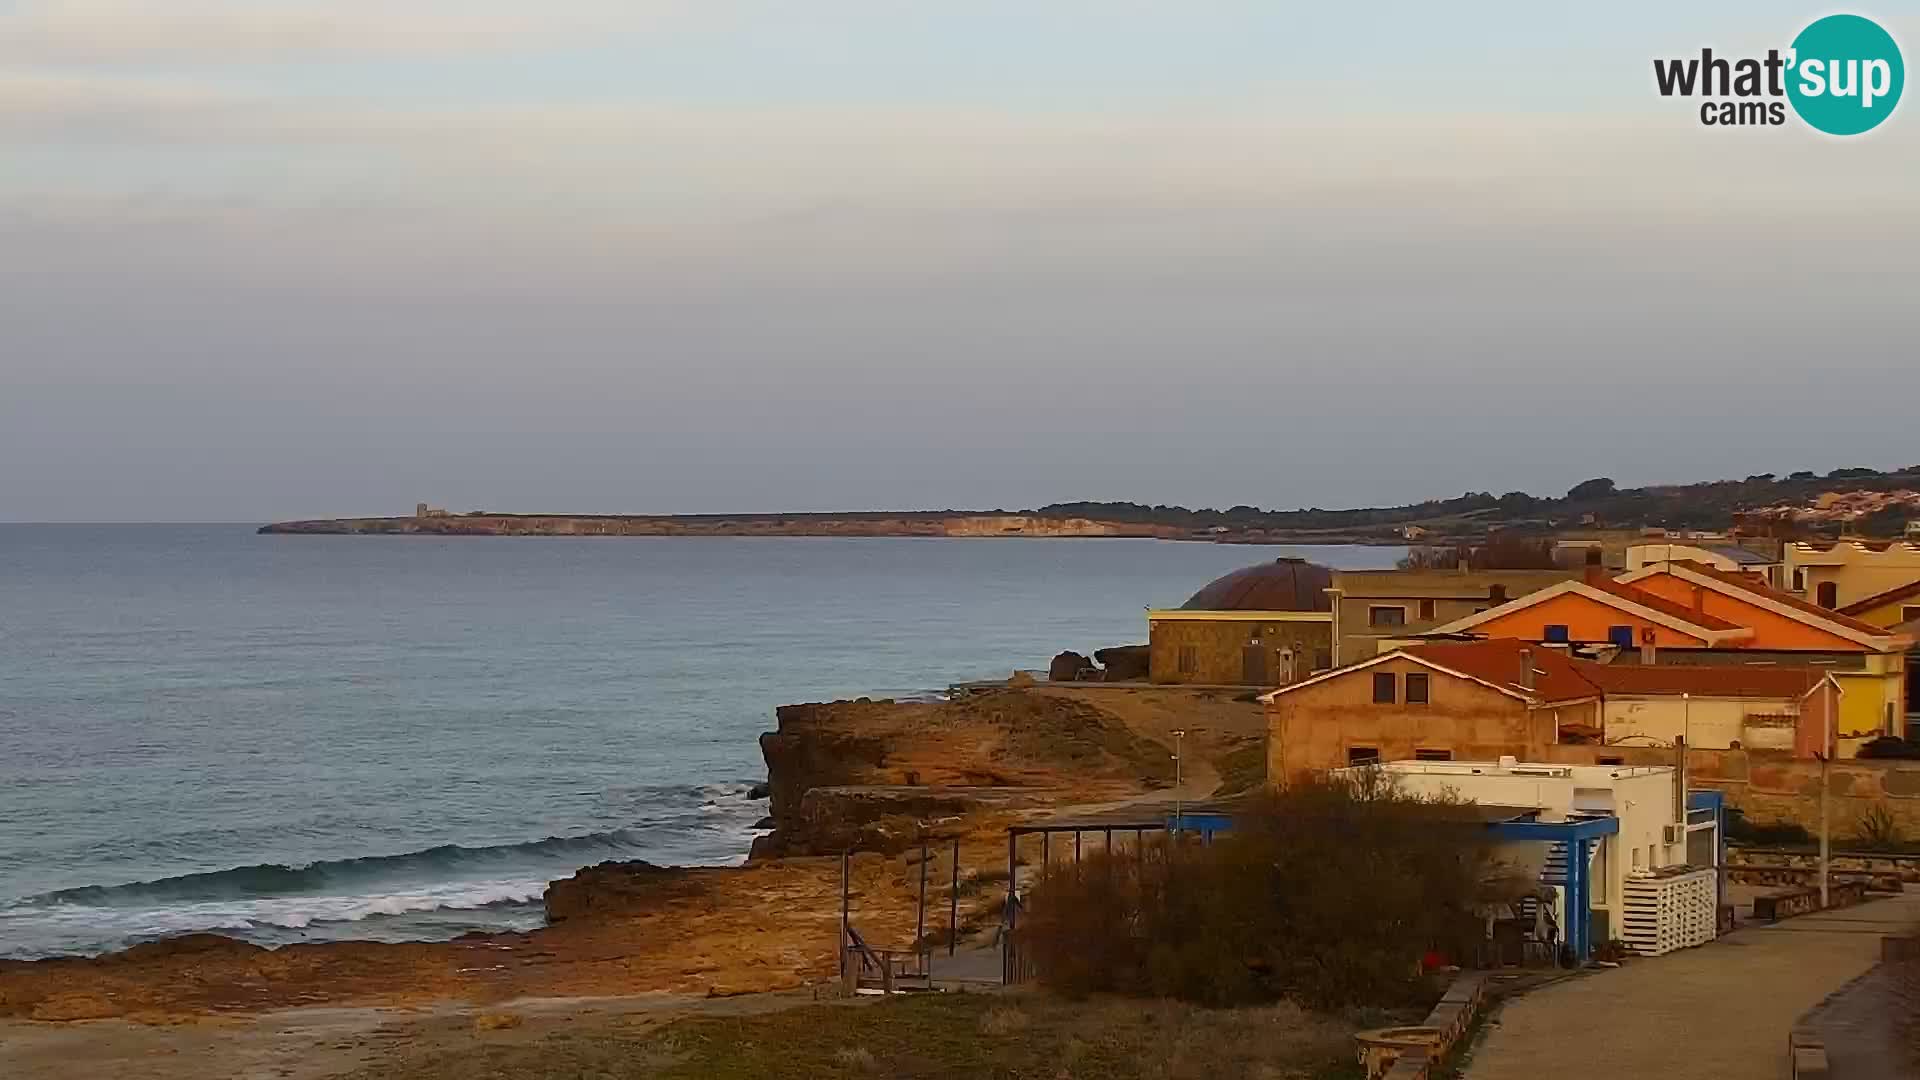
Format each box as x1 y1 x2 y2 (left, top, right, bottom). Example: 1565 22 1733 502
3 2 1918 522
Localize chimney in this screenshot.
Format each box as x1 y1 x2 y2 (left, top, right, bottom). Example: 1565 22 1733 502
1583 565 1608 586
1692 586 1707 614
1519 647 1536 691
1639 629 1657 666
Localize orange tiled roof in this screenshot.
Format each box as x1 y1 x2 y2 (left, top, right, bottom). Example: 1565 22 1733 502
1577 574 1747 632
1401 639 1603 703
1576 663 1832 699
1654 561 1898 637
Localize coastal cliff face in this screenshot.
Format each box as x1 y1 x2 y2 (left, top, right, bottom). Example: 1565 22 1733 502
259 513 1188 539
751 689 1189 858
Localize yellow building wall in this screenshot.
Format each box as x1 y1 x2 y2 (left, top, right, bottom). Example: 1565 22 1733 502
1785 544 1920 608
1265 657 1576 783
1846 594 1920 630
1148 616 1332 686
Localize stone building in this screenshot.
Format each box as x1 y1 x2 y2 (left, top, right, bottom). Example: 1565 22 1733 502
1326 566 1575 666
1146 557 1334 686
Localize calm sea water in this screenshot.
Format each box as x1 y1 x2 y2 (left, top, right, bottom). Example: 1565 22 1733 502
0 527 1400 959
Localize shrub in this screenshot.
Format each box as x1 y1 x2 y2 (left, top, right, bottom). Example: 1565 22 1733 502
1855 803 1904 850
1017 774 1491 1009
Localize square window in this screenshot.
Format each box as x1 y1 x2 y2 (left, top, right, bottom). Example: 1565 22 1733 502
1405 672 1430 704
1544 624 1570 643
1347 746 1380 766
1368 606 1406 628
1372 672 1397 704
1903 605 1920 623
1607 625 1634 648
1313 648 1332 671
1414 748 1452 761
1418 599 1436 620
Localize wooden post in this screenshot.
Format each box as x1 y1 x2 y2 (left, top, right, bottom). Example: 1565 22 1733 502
839 851 850 981
917 838 928 950
1042 831 1050 868
949 837 959 957
1075 830 1082 866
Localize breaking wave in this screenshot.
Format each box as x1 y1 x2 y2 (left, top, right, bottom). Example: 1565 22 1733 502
28 830 653 908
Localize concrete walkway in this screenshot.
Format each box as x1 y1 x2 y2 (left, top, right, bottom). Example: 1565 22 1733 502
1467 891 1920 1080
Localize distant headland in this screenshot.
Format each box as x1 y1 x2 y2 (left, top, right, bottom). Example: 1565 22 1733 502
260 465 1920 544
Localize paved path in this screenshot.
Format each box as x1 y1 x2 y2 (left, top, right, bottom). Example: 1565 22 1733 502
1467 891 1920 1080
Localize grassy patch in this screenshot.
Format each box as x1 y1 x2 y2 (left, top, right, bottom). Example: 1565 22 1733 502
353 992 1358 1080
1212 741 1266 796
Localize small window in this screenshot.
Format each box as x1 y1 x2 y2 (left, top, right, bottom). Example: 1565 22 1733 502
1312 648 1332 671
1414 748 1452 762
1176 645 1198 675
1368 605 1406 628
1597 755 1625 766
1348 746 1380 766
1792 568 1807 591
1418 598 1436 620
1405 672 1431 704
1607 625 1634 648
1372 672 1397 704
1817 582 1838 609
1488 585 1508 604
1903 605 1920 623
1544 624 1571 643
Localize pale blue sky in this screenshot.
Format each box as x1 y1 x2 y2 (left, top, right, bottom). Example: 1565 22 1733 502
3 3 1917 520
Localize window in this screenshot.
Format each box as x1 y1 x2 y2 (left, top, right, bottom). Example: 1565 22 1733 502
1597 755 1625 766
1418 598 1437 620
1792 568 1807 591
1607 625 1635 648
1313 648 1332 671
1544 624 1571 643
1176 645 1198 675
1368 605 1406 628
1413 748 1452 761
1488 585 1508 604
1348 746 1380 766
1405 672 1431 704
1372 672 1397 704
1903 605 1920 623
1817 582 1838 609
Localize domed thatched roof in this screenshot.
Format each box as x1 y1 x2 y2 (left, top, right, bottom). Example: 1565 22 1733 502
1181 557 1333 612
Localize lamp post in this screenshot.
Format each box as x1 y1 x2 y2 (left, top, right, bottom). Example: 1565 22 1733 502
1171 729 1186 836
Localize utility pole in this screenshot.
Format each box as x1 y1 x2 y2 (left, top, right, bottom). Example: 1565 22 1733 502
1820 681 1835 908
1170 729 1186 836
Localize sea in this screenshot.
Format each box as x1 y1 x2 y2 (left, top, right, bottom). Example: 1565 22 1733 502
0 526 1402 960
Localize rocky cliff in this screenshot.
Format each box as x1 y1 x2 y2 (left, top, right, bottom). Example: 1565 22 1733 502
258 513 1190 539
751 689 1189 858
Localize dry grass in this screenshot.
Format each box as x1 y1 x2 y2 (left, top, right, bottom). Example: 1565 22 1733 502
345 992 1364 1080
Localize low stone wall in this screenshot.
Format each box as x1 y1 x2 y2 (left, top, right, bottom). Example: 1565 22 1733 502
1545 746 1920 841
1730 847 1920 885
1354 972 1486 1080
1753 882 1868 921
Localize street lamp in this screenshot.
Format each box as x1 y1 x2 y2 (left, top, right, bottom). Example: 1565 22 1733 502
1171 729 1186 836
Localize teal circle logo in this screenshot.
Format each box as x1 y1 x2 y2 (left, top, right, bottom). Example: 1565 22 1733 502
1787 14 1904 135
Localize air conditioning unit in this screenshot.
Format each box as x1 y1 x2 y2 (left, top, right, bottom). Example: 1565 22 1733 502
1663 823 1687 845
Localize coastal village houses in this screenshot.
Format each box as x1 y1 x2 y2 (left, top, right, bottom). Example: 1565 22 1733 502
1324 566 1574 667
1414 562 1910 751
1262 638 1840 782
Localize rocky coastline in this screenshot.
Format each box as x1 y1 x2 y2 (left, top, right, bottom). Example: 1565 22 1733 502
0 684 1264 1024
256 511 1420 545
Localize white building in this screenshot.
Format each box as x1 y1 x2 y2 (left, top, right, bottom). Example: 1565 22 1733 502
1355 757 1720 956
